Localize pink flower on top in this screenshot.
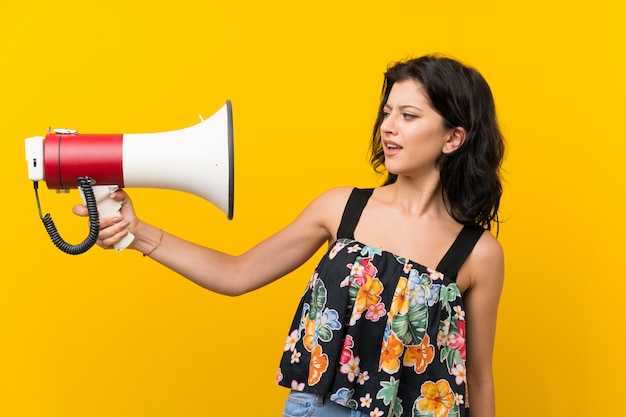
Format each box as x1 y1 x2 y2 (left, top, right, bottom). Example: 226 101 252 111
448 320 466 360
339 335 354 365
365 302 386 322
348 258 377 286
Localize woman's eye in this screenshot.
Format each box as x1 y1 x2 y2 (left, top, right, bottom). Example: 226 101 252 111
403 113 417 119
382 111 390 118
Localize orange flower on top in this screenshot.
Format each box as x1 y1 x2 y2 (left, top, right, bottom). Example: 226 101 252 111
302 315 317 352
403 334 435 374
415 379 456 417
308 344 328 386
354 275 384 316
389 277 409 318
379 332 404 374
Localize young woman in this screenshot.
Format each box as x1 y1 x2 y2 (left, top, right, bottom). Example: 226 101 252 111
76 54 505 417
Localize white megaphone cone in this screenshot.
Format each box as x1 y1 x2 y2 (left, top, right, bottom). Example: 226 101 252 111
122 102 234 218
25 100 234 255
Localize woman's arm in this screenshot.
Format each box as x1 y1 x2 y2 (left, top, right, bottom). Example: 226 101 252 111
459 232 504 416
74 187 353 296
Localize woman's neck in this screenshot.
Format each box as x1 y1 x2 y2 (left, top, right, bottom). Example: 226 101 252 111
383 174 448 219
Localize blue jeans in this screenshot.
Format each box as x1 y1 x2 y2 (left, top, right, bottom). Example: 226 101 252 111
282 391 366 417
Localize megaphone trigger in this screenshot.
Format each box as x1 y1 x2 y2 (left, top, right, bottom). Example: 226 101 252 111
78 184 135 252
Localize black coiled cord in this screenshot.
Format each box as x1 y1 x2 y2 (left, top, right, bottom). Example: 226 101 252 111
34 177 100 255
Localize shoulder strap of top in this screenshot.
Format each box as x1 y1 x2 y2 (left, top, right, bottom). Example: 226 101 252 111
336 188 374 239
436 225 485 280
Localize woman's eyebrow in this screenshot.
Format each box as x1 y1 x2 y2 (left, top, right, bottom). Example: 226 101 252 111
384 103 423 111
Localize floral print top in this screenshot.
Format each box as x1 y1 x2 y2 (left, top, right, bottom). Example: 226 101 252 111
276 188 484 417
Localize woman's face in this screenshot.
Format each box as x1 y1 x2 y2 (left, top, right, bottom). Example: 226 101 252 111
380 79 452 178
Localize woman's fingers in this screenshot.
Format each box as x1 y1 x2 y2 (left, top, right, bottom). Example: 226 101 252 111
72 204 88 217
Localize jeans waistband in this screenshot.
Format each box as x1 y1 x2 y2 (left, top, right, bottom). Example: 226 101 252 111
289 390 327 406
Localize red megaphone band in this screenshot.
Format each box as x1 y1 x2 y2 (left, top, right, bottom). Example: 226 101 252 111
43 133 125 189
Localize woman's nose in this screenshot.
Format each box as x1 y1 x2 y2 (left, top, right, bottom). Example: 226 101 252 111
381 114 396 134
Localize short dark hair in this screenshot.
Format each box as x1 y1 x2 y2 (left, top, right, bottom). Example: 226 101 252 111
369 54 505 230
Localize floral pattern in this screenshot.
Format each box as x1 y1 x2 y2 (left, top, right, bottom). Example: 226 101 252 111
278 236 471 417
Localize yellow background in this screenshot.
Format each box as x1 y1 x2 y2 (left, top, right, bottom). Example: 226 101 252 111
1 1 624 416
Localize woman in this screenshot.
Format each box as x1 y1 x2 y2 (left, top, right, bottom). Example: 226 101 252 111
76 54 505 417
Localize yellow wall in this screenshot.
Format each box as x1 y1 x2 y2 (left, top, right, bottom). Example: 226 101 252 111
1 1 623 415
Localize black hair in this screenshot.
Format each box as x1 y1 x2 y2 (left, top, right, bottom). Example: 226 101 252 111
369 54 505 230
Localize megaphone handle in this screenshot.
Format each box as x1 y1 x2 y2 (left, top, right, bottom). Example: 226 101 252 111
79 185 135 252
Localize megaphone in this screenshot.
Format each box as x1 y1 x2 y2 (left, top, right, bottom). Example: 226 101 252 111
25 100 234 255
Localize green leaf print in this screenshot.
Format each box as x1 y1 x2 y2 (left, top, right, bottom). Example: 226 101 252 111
391 314 410 343
407 303 428 341
346 399 358 410
377 377 400 405
439 284 460 311
347 282 358 312
390 275 429 345
391 304 428 345
393 254 408 265
317 327 332 343
440 345 462 370
360 245 383 258
376 377 404 417
309 277 327 320
389 398 403 417
418 272 432 286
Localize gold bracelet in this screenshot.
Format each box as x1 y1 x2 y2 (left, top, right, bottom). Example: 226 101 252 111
143 229 163 257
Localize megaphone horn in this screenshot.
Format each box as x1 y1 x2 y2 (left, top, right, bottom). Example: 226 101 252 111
25 100 234 255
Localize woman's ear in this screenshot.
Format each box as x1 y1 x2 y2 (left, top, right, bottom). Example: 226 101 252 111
443 126 466 154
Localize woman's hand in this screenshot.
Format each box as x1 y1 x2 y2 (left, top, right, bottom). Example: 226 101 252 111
72 189 138 250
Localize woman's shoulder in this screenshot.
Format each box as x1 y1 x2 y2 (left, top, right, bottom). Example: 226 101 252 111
305 186 357 215
473 230 504 262
299 187 361 238
311 186 358 206
465 229 504 287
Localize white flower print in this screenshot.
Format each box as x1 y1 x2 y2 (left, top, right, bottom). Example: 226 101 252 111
451 362 467 385
453 305 465 320
290 380 305 391
284 329 298 352
360 393 372 408
340 355 361 382
347 244 362 253
357 371 370 385
329 242 346 259
370 407 384 417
